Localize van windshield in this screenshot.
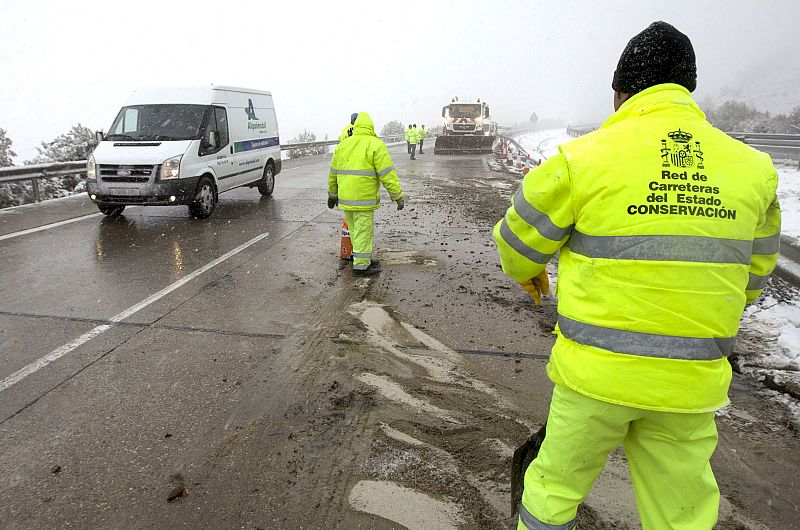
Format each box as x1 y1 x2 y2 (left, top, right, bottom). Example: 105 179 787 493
107 104 208 141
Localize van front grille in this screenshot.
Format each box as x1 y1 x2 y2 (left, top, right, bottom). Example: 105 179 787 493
100 164 156 183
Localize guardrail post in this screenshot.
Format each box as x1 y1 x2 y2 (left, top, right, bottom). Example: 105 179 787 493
31 177 41 203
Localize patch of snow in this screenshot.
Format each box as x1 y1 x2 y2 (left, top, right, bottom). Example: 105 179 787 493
356 373 462 424
743 292 800 368
348 480 464 530
511 128 572 161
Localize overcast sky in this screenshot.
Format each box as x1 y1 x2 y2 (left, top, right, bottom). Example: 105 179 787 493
1 0 798 162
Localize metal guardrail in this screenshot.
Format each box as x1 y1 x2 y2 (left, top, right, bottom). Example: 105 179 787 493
566 124 600 137
727 132 800 166
776 235 800 288
0 136 406 203
498 135 533 160
0 161 87 202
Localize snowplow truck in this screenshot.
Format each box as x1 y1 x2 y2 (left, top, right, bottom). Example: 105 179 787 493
434 98 496 154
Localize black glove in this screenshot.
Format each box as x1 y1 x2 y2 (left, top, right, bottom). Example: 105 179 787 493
396 197 405 211
328 197 338 209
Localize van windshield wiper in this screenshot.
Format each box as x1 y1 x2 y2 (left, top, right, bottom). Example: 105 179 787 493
106 134 137 140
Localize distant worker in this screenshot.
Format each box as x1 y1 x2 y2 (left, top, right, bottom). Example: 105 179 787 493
409 123 419 160
328 112 405 276
418 124 427 154
495 22 780 530
405 123 414 154
338 112 359 142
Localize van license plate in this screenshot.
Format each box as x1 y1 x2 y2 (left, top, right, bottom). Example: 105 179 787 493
110 188 140 196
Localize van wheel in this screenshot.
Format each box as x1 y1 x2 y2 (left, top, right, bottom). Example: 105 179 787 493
98 205 125 216
257 162 275 196
189 177 217 219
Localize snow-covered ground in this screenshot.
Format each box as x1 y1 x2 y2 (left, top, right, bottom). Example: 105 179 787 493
777 163 800 240
511 128 573 161
743 287 800 369
738 277 800 429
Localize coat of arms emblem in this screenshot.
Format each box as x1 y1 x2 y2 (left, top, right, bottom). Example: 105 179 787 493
661 129 704 169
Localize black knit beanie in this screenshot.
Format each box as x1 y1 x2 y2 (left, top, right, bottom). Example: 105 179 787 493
612 21 696 94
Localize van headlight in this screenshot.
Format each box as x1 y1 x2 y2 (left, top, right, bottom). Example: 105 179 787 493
160 155 182 179
86 154 97 181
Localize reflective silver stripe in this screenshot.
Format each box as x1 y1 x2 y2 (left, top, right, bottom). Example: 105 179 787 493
558 315 733 360
390 192 403 200
377 165 396 176
752 234 780 255
330 168 377 177
568 231 751 264
339 199 380 206
499 218 555 264
519 505 576 530
328 192 338 199
747 272 769 290
513 186 573 241
352 252 372 258
353 264 369 270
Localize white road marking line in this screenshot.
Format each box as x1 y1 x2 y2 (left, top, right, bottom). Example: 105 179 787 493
0 231 271 392
0 213 103 242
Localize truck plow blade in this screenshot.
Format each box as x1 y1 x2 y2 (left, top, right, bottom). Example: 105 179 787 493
433 135 495 155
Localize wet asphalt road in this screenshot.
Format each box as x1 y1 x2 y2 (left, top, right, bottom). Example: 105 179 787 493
1 146 799 529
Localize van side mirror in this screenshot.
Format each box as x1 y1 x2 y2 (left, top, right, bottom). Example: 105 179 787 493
208 131 219 149
441 106 447 118
95 131 104 143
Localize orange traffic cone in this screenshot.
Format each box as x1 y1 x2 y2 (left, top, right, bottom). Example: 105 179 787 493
340 218 353 260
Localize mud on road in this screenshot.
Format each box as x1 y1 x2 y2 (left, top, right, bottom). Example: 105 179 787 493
1 153 799 529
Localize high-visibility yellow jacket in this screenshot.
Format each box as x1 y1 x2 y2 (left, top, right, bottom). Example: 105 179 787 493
417 127 427 142
404 127 414 143
328 112 404 211
411 127 419 143
494 83 781 413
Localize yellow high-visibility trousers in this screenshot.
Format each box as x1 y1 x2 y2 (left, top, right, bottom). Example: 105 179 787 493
519 384 719 530
343 210 375 270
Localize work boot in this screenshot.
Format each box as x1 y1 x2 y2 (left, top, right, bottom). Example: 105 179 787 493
353 261 381 276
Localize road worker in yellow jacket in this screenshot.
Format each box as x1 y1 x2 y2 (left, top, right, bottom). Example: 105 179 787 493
417 124 427 154
494 22 781 530
409 124 419 160
404 124 414 154
328 112 405 275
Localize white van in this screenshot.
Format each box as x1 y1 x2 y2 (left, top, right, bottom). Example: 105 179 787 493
86 86 281 218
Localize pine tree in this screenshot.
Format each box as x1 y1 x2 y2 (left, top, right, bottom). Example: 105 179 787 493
287 130 327 158
380 120 405 138
23 123 98 200
29 123 97 164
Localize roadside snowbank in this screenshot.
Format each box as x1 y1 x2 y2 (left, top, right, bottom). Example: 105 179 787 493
743 290 800 369
738 277 800 429
512 129 572 161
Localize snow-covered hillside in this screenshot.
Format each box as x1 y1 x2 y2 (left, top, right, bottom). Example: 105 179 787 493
714 63 800 115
